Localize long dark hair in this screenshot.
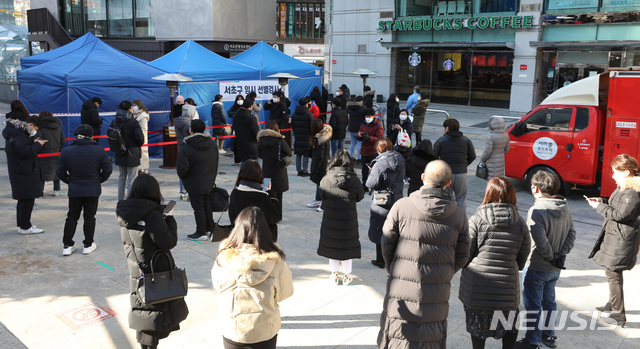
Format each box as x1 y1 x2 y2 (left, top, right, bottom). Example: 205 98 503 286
11 100 29 115
218 207 285 260
127 174 164 204
327 149 354 172
235 159 263 186
310 118 323 146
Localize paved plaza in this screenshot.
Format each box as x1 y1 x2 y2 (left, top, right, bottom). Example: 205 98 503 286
1 102 640 348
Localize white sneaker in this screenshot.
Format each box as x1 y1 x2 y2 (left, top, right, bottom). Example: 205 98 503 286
19 226 44 235
329 272 339 285
316 206 323 212
219 149 227 154
307 200 321 208
180 193 189 201
62 246 76 256
342 274 353 286
49 191 60 197
83 243 97 255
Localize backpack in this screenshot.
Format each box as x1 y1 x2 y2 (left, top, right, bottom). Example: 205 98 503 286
107 120 127 155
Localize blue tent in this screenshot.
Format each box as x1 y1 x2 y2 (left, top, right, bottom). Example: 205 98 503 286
17 36 170 157
148 40 259 81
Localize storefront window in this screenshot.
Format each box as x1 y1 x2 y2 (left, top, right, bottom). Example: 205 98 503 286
479 0 517 13
433 51 472 105
85 0 107 37
395 50 433 99
397 0 435 16
135 0 153 37
109 0 133 37
470 51 513 107
61 0 83 36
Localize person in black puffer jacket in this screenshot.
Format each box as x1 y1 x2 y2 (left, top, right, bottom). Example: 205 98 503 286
232 97 260 163
36 111 65 195
328 98 348 157
228 160 282 241
386 94 401 137
405 140 438 196
80 97 103 136
318 149 365 285
363 86 376 109
258 121 292 214
307 120 333 209
388 109 413 161
291 97 314 176
3 116 47 235
264 90 290 130
177 119 219 241
114 100 145 200
459 177 530 349
57 124 112 256
346 97 367 161
117 174 188 349
310 86 323 114
210 94 228 152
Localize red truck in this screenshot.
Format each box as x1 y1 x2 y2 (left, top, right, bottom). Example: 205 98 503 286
505 70 640 197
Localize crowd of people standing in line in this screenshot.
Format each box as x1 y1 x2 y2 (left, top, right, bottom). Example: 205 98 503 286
5 83 640 349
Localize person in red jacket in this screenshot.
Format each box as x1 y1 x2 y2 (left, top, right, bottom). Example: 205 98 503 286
357 108 384 190
308 96 320 120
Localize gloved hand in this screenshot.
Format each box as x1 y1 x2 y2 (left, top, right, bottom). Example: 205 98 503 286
361 133 370 142
550 255 566 270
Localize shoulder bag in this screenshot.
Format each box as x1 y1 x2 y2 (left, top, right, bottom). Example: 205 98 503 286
126 229 188 305
210 185 230 212
210 211 233 242
476 161 488 180
373 169 399 207
277 139 292 168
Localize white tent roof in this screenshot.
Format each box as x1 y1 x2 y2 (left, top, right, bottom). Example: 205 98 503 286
540 73 601 106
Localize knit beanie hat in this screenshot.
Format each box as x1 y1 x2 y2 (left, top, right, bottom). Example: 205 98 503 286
74 124 94 139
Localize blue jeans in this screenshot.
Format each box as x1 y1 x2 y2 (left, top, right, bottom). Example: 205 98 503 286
118 166 138 201
330 139 344 157
296 154 309 173
349 132 361 159
522 268 561 345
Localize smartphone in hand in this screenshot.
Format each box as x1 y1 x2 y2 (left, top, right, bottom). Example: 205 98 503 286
263 178 271 191
164 200 176 214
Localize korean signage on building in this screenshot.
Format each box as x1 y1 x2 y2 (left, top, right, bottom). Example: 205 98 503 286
220 80 289 101
283 44 324 57
378 15 533 31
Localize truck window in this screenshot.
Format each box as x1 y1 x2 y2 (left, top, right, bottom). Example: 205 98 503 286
522 108 573 133
575 108 589 132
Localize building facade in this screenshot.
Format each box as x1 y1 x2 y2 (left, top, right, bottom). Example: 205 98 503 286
326 0 640 112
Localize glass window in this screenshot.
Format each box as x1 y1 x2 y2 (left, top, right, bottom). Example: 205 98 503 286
575 108 590 132
479 0 517 13
522 108 573 133
85 0 107 37
433 51 472 105
397 0 436 16
470 51 513 108
135 0 153 37
61 0 84 36
109 0 133 37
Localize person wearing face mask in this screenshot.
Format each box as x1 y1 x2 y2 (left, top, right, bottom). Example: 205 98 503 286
233 97 260 164
335 86 348 111
211 94 228 153
132 99 150 175
264 90 292 147
386 94 401 136
346 96 367 162
328 98 348 156
388 109 413 147
588 154 640 329
411 92 429 145
356 108 384 190
228 95 244 119
114 100 145 201
3 115 48 235
405 85 420 113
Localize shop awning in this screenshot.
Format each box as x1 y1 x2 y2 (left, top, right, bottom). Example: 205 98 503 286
530 40 640 49
381 41 514 49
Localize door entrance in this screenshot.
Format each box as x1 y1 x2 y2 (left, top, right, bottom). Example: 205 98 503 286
555 64 606 90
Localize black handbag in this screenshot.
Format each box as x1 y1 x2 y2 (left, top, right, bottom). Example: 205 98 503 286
210 185 229 212
136 250 188 305
277 139 291 168
210 211 233 242
476 161 488 180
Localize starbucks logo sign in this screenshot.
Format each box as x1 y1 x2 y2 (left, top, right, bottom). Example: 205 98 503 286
442 58 455 70
408 52 421 67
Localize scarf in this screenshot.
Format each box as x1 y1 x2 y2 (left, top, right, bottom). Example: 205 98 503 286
239 179 262 191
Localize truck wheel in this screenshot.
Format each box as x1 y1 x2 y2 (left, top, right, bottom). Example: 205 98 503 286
525 166 571 195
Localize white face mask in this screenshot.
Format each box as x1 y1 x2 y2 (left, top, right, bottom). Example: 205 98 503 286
237 100 244 106
28 126 37 137
132 106 139 113
399 114 408 120
365 117 374 124
396 98 399 102
336 91 340 96
272 97 278 103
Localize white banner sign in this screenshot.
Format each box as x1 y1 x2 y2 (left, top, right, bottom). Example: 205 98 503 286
219 80 289 101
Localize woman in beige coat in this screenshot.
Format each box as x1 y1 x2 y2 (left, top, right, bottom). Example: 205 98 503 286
132 99 150 174
480 116 510 179
212 206 294 349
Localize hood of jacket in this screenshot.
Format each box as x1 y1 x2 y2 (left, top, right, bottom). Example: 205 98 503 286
327 166 360 190
183 132 214 150
2 118 31 140
417 99 430 107
620 176 640 192
135 111 149 122
216 243 282 286
490 116 506 131
315 125 333 144
409 184 458 220
257 128 284 141
475 203 520 228
82 99 97 111
445 130 464 139
346 101 363 109
364 90 376 97
40 116 62 130
115 198 161 229
115 109 133 122
181 104 197 119
412 140 434 158
532 196 570 219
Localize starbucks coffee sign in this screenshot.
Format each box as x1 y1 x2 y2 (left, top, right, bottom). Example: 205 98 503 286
378 15 533 31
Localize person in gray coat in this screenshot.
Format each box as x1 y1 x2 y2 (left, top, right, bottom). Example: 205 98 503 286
480 116 510 179
318 149 365 285
517 170 576 349
433 118 476 211
459 176 530 349
366 138 405 269
588 154 640 327
378 160 469 349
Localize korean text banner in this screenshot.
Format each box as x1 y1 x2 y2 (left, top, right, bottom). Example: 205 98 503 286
219 80 289 101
